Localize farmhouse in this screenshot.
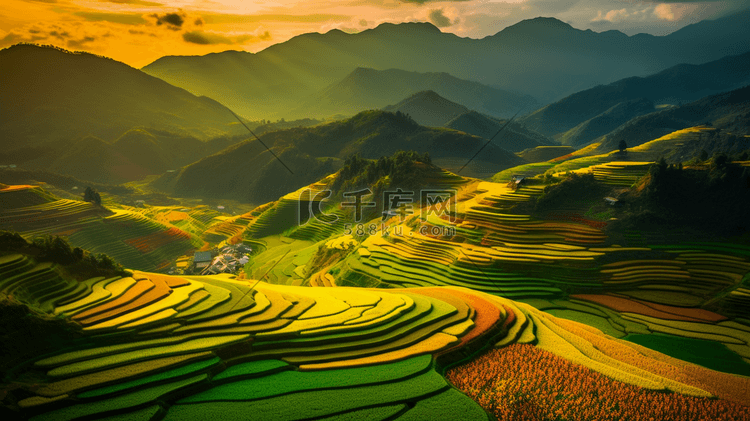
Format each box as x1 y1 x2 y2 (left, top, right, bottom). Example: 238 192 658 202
508 174 526 190
193 251 213 270
604 197 620 206
199 242 253 275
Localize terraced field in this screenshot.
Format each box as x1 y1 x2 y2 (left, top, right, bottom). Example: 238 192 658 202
231 172 750 331
2 257 508 420
494 126 729 184
3 256 748 420
0 186 202 271
4 145 750 418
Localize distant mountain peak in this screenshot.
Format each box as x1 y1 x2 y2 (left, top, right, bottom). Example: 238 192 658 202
350 67 377 75
371 21 442 34
414 90 441 98
500 17 575 34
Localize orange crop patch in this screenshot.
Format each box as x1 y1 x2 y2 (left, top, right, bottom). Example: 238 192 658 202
439 289 503 347
72 279 154 322
631 298 727 322
572 294 727 322
447 344 750 421
501 304 516 330
124 227 192 253
545 212 609 230
74 276 171 326
0 185 37 192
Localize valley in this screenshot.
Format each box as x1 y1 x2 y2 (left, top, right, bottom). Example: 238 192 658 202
1 7 750 420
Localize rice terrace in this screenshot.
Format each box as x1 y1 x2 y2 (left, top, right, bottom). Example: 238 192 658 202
2 1 750 420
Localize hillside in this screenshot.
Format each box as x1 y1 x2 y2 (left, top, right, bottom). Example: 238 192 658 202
152 110 523 204
4 154 750 420
141 12 750 119
518 146 576 163
0 44 243 147
289 68 537 119
9 128 243 184
557 98 656 146
520 50 750 137
609 158 750 236
595 85 750 153
383 91 469 127
0 185 201 271
445 111 555 152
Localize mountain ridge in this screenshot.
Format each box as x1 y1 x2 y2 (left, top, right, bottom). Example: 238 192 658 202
141 12 750 119
0 44 245 147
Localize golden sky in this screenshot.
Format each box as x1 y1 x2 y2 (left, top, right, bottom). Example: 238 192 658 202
0 0 743 68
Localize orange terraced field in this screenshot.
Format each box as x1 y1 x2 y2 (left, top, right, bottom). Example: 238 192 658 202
74 278 171 325
572 294 727 322
448 344 750 421
124 227 192 253
439 288 502 347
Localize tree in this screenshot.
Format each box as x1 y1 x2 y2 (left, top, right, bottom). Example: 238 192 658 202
618 139 627 153
84 187 101 206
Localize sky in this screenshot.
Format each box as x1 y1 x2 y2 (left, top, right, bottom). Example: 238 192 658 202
1 1 746 68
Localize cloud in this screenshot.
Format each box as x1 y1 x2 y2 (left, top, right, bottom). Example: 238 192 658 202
182 30 229 45
400 0 469 3
199 13 351 25
182 30 272 45
360 19 368 26
0 21 116 52
592 8 631 23
103 0 163 5
428 9 452 28
653 3 692 21
49 30 69 39
151 12 186 30
67 36 97 49
75 12 148 25
128 28 157 37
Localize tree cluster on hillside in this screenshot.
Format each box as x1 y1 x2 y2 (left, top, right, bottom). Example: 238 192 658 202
83 186 101 206
0 231 128 278
332 150 432 194
253 118 322 136
614 154 750 235
535 172 606 213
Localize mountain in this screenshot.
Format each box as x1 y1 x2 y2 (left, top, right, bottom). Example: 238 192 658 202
382 91 469 127
141 12 750 119
152 110 524 204
13 128 243 184
288 68 537 119
444 111 555 153
517 146 576 163
0 44 243 147
595 85 750 153
556 99 656 146
520 50 750 137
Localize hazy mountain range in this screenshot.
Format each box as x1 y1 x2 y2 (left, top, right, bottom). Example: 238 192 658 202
521 50 750 140
288 68 537 120
382 91 470 128
141 12 750 119
594 85 750 154
444 111 555 153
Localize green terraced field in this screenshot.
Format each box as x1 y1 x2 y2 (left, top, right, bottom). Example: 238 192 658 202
2 260 504 420
624 334 750 377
